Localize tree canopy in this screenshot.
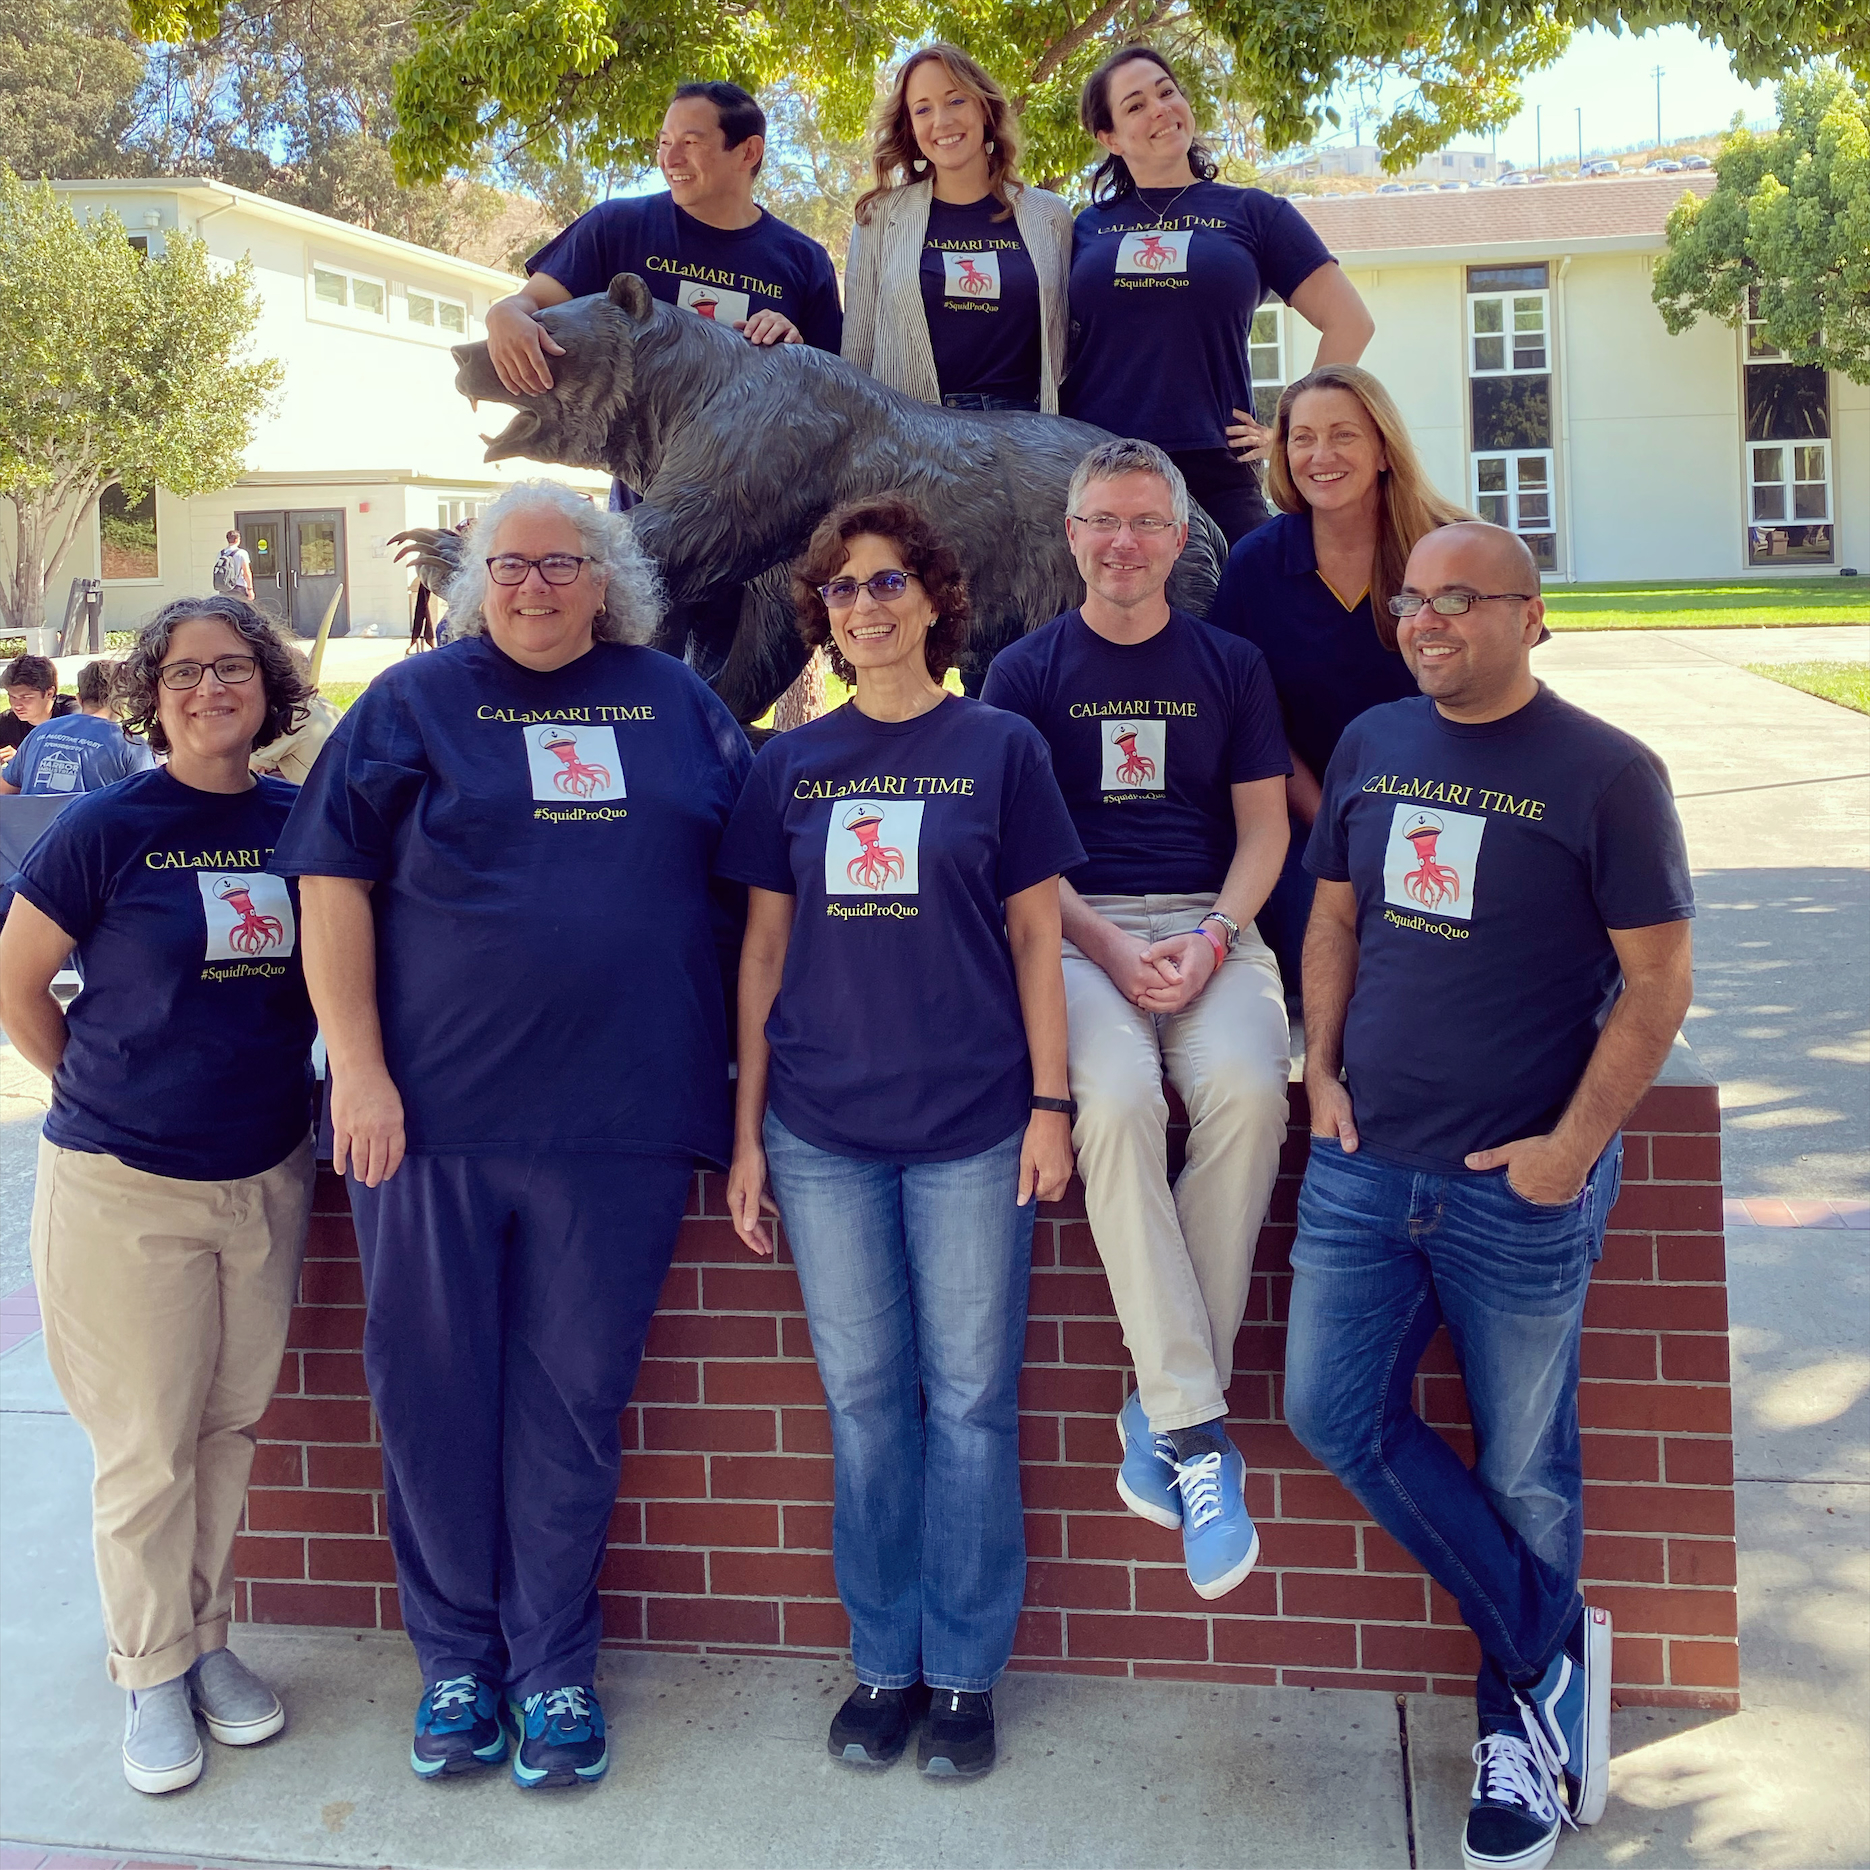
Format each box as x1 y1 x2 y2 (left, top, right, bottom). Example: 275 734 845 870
0 166 282 633
1653 65 1869 383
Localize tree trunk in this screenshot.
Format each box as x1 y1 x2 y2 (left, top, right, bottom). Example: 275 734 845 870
0 496 48 641
771 649 826 733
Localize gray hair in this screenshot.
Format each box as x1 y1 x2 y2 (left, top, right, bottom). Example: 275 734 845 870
1067 439 1190 526
442 479 664 646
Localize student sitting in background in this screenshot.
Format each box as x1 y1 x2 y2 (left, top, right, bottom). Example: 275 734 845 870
0 660 155 796
0 654 79 753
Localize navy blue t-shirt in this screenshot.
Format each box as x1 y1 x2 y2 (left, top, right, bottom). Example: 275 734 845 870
1305 686 1695 1172
529 194 843 353
9 771 315 1180
1210 511 1419 781
4 713 155 796
981 609 1289 896
714 696 1083 1162
272 635 752 1165
1061 183 1332 451
919 196 1043 403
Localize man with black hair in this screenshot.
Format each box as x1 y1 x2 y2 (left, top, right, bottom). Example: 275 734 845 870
0 655 79 753
1 660 154 795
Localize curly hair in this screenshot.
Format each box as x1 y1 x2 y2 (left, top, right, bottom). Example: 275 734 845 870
441 479 663 647
112 598 315 755
792 496 970 688
1079 45 1219 206
855 44 1025 225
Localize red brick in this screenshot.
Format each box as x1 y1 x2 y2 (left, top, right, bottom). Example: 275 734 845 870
301 1351 368 1397
1213 1619 1356 1669
1223 1372 1274 1423
1429 1583 1463 1625
783 1504 834 1550
599 1593 644 1640
1667 1539 1737 1587
272 1352 304 1396
1659 1335 1731 1383
659 1265 699 1312
600 1547 707 1595
1582 1534 1667 1583
305 1445 384 1491
1060 1320 1128 1366
641 1406 775 1454
608 1501 643 1544
619 1451 708 1499
646 1313 777 1360
1020 1465 1116 1511
1020 1365 1124 1414
784 1599 851 1649
1587 1282 1729 1334
1655 1237 1728 1284
285 1304 363 1350
1618 1134 1651 1182
1283 1668 1425 1694
1027 1559 1133 1611
1068 1612 1209 1661
1629 1084 1719 1133
1282 1570 1426 1623
1264 1521 1358 1570
711 1549 837 1599
1061 1414 1118 1466
710 1454 835 1502
255 1396 373 1443
1234 1423 1320 1472
1583 1432 1660 1482
1581 1383 1730 1434
1026 1510 1065 1559
1609 1634 1665 1684
1594 1235 1655 1283
645 1595 780 1646
302 1212 354 1259
1039 1182 1088 1220
669 1216 749 1263
703 1360 824 1407
643 1500 778 1549
1014 1608 1064 1657
1584 1484 1735 1537
781 1408 833 1455
781 1317 817 1359
300 1259 365 1306
1665 1438 1734 1486
1650 1134 1721 1184
702 1264 805 1315
379 1586 404 1630
232 1534 306 1580
1590 1585 1736 1638
1420 1374 1470 1426
1065 1513 1180 1563
309 1537 398 1584
1028 1270 1125 1317
1361 1623 1482 1675
249 1443 304 1487
1605 1183 1723 1233
1137 1567 1276 1617
1667 1638 1740 1688
1416 1332 1460 1375
249 1581 378 1628
245 1489 374 1535
1579 1332 1658 1380
1361 1528 1417 1574
1025 1319 1061 1362
633 1358 700 1405
1134 1660 1279 1686
1019 1413 1062 1463
1278 1473 1366 1521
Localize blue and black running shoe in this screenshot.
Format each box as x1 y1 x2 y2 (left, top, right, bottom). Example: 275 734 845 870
411 1674 507 1779
508 1684 608 1789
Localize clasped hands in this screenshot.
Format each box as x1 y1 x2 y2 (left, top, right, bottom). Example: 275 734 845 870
1105 929 1218 1018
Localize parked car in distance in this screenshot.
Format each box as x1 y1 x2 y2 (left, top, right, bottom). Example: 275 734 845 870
1438 180 1469 190
1376 182 1407 193
1408 182 1438 192
1642 158 1683 172
1582 158 1621 176
1681 155 1711 170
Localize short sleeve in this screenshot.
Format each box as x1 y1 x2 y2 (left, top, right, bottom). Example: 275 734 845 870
714 748 796 895
1302 736 1358 882
526 201 639 300
1586 753 1696 930
270 684 427 880
10 799 115 943
995 725 1085 899
1250 193 1334 303
1225 645 1293 784
798 245 845 353
979 644 1037 723
1 747 23 788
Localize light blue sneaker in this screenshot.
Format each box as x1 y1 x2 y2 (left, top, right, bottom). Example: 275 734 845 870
1115 1389 1181 1528
1170 1429 1261 1600
508 1684 608 1789
1517 1605 1612 1826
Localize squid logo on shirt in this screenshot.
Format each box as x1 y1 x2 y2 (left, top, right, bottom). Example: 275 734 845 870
677 278 752 328
525 723 624 803
824 799 924 896
1381 806 1487 922
1099 719 1166 793
198 872 296 960
943 251 1001 300
1116 230 1190 275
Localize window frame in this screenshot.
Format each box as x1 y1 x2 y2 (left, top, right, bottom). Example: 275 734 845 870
1470 449 1558 572
1467 288 1551 378
1739 299 1833 568
307 257 392 329
1248 302 1287 427
405 287 472 341
96 482 161 585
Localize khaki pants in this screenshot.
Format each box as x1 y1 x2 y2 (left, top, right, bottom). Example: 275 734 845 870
1064 894 1290 1433
29 1134 314 1688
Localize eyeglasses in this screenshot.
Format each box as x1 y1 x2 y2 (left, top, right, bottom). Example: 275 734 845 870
1388 592 1535 618
159 655 258 691
1069 513 1179 536
485 553 593 586
818 570 922 609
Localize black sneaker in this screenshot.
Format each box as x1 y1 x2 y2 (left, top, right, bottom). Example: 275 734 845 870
828 1681 930 1767
918 1689 996 1779
1462 1729 1569 1869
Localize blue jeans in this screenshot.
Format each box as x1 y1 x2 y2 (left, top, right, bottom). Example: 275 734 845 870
1284 1136 1621 1729
763 1112 1034 1693
941 392 1040 412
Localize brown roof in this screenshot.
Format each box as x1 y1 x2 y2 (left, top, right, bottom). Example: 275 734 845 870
1292 172 1717 255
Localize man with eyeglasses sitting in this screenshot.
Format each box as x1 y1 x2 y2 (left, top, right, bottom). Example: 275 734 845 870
1284 521 1694 1870
982 437 1291 1602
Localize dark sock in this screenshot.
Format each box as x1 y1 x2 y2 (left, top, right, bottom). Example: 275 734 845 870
1166 1419 1227 1463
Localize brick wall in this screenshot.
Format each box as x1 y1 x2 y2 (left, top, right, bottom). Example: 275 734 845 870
236 1051 1737 1711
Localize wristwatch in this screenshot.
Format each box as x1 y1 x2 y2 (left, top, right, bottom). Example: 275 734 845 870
1198 910 1240 953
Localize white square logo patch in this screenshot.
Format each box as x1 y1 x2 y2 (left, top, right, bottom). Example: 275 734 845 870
942 250 1001 300
525 722 623 803
677 278 751 329
1115 229 1191 275
824 799 923 896
1381 804 1486 922
1099 719 1166 793
198 871 297 961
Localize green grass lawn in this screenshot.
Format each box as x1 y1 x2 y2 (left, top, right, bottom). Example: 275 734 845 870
1543 578 1869 630
317 681 367 714
1744 661 1870 714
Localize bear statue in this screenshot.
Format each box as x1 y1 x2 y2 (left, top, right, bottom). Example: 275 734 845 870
394 273 1230 724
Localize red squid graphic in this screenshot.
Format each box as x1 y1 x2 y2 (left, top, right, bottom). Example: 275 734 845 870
213 876 285 955
539 727 612 800
1400 811 1461 909
1130 233 1178 271
955 257 993 295
1112 725 1157 785
843 802 905 891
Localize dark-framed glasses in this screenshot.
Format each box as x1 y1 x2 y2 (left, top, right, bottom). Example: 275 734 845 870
1389 592 1534 618
819 570 922 609
159 654 258 691
1069 513 1179 536
486 552 592 586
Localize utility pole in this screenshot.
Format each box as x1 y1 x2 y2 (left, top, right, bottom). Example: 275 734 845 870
1535 105 1542 171
1577 107 1584 171
1653 66 1665 148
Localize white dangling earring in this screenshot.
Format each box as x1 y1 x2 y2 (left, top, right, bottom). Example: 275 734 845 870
985 139 995 153
913 157 928 172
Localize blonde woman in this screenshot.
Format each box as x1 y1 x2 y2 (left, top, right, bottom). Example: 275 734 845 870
1209 363 1471 992
842 44 1071 413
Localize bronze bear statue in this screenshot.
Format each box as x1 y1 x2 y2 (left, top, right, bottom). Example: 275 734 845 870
397 272 1230 723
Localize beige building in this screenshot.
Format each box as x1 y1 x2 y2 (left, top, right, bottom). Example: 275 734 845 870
30 179 605 641
1245 175 1868 582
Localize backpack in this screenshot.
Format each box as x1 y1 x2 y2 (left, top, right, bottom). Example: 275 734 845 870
213 546 244 594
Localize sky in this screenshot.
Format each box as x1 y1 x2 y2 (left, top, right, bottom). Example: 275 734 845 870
1321 23 1781 167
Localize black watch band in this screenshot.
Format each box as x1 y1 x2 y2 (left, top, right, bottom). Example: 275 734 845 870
1030 1095 1077 1117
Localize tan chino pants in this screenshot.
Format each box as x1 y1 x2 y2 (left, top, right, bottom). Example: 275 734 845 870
29 1134 314 1688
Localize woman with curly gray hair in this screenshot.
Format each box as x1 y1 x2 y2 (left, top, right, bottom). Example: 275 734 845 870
0 596 319 1794
272 478 751 1791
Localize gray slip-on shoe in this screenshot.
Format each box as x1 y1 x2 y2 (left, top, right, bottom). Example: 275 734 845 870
123 1676 205 1794
188 1646 285 1745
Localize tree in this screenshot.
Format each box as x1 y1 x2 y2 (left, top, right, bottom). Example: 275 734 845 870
0 0 151 183
1653 65 1869 384
0 167 283 634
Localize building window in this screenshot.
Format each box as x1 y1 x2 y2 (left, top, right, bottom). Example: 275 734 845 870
1742 297 1831 567
1467 269 1556 570
408 291 470 337
1472 454 1557 570
98 483 158 580
1248 304 1286 425
1468 291 1549 374
310 263 389 322
1743 283 1783 361
438 497 487 530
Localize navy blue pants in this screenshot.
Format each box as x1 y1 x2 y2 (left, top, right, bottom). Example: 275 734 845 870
349 1150 692 1698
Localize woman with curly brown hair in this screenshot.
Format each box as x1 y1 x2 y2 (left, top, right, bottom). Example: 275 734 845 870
0 596 317 1796
718 495 1082 1779
843 44 1072 412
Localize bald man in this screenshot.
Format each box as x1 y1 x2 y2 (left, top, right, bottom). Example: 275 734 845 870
1282 523 1694 1870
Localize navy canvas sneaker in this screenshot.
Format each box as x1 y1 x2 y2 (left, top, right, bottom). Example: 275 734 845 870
1115 1388 1181 1528
1517 1605 1612 1825
411 1675 507 1779
508 1684 608 1789
1462 1730 1568 1870
1168 1425 1261 1600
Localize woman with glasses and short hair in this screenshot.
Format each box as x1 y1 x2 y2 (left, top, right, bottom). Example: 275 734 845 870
719 495 1082 1780
273 479 750 1793
0 598 318 1796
